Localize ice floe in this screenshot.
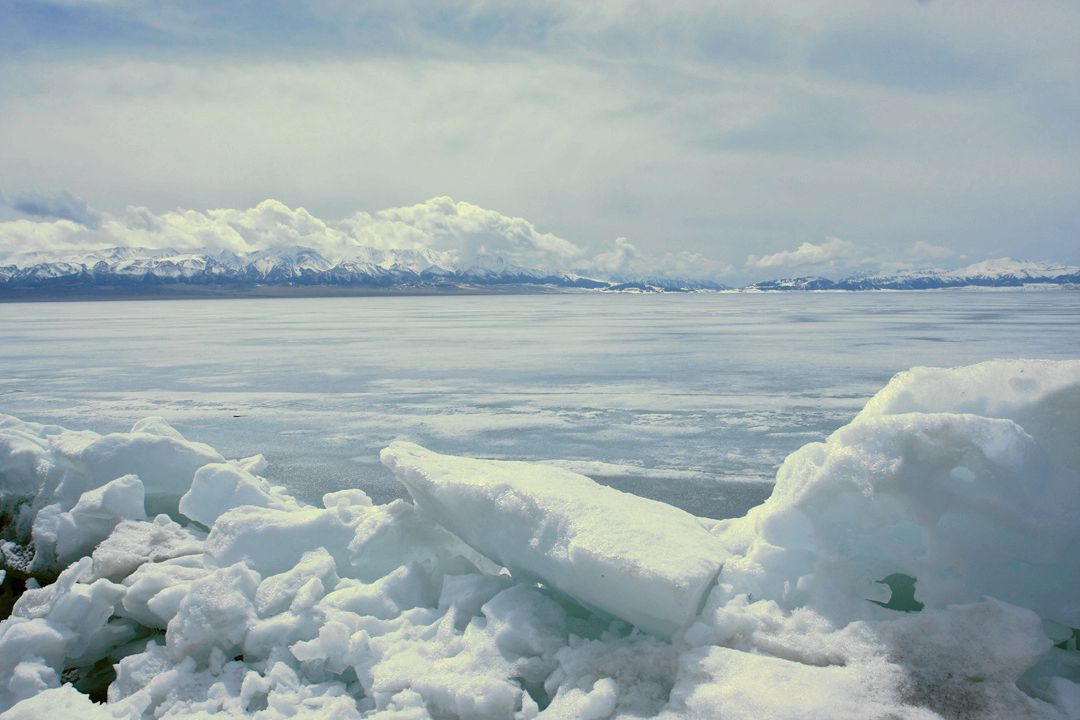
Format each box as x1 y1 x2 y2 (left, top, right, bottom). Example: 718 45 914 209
0 359 1078 718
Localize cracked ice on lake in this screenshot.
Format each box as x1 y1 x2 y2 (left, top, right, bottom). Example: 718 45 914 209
1 357 1079 718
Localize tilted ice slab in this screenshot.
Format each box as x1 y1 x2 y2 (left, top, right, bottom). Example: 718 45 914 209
381 441 728 638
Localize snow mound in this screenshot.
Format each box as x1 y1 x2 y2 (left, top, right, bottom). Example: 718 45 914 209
1 359 1078 719
857 358 1080 471
714 412 1080 625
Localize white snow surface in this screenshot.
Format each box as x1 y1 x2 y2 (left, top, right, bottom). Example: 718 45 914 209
0 359 1078 719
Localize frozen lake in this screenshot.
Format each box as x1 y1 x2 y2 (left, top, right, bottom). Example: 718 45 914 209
1 289 1078 518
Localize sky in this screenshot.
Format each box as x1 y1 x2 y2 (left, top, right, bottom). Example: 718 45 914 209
0 0 1077 282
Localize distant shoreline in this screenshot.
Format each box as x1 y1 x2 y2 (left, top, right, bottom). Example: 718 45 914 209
0 283 574 303
0 282 1076 303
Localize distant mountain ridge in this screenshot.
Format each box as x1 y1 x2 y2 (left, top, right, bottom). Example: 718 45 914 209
2 197 1074 297
743 258 1080 292
0 245 725 295
0 250 1076 297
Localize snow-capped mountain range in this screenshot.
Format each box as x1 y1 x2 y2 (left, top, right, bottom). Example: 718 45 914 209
0 249 1076 297
0 245 724 295
744 258 1080 292
1 196 1074 296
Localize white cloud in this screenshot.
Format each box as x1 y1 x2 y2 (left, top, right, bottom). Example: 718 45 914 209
0 197 579 270
338 197 584 271
588 237 641 276
909 240 956 259
739 237 970 280
0 219 97 263
745 236 856 269
584 237 733 282
74 200 347 258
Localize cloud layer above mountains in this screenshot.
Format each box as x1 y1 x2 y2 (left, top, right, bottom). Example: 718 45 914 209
2 193 1071 284
742 236 967 277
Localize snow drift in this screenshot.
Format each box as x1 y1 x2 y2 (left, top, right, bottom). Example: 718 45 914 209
1 359 1079 719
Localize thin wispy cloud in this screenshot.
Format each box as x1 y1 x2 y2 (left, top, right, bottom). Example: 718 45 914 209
6 190 102 228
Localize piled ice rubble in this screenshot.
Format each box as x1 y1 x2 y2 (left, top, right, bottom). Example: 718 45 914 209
0 359 1078 719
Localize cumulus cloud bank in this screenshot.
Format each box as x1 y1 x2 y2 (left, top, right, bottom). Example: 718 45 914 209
338 197 585 271
743 236 970 277
0 196 728 281
745 236 857 270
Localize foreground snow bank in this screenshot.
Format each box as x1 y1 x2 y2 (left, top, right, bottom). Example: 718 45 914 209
0 359 1078 719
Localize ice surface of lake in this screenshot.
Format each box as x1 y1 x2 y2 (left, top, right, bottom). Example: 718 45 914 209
1 290 1078 518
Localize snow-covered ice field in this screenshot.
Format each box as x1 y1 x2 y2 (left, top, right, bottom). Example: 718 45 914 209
1 290 1078 518
1 291 1080 719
